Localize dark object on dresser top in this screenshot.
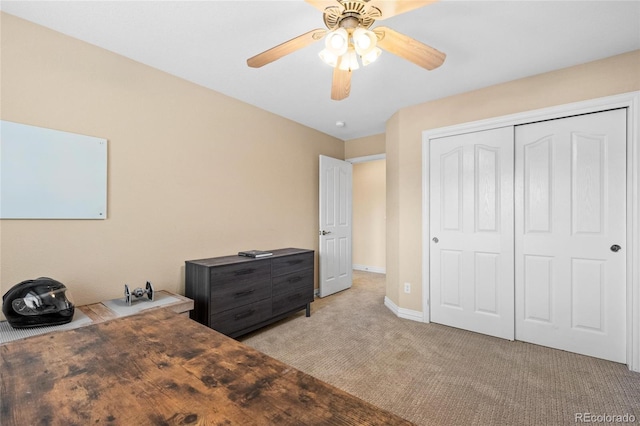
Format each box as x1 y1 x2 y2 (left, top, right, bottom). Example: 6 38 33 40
185 248 314 338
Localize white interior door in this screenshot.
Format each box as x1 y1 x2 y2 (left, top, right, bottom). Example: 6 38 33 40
319 155 353 297
430 127 515 340
515 109 627 363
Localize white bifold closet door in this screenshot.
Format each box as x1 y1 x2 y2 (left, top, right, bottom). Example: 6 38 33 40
430 127 515 340
515 109 627 363
429 109 627 363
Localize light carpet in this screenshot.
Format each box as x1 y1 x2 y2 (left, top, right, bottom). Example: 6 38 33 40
240 270 640 425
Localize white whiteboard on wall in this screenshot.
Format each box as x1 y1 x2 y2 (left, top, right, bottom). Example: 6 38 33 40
0 121 107 219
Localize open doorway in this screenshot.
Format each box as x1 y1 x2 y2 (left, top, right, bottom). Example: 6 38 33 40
350 156 386 274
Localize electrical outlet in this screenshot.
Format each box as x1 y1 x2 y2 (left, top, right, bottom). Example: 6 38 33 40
404 282 411 294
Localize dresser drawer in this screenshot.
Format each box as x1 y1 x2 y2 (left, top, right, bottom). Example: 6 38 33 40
209 262 271 312
272 268 314 297
210 260 271 285
272 269 314 317
271 252 313 277
210 299 271 336
272 288 313 317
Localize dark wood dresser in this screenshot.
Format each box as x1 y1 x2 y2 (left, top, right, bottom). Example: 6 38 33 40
185 248 314 337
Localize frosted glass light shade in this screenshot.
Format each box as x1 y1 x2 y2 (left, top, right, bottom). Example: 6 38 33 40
319 49 339 67
324 28 349 56
353 27 377 56
361 47 382 66
338 48 360 71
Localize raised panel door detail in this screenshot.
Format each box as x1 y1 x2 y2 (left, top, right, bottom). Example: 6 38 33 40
338 236 349 278
571 258 604 332
441 147 463 231
324 238 336 282
324 169 336 227
440 250 462 308
523 255 553 324
572 133 605 235
474 252 499 316
338 167 350 227
524 137 552 234
475 145 500 233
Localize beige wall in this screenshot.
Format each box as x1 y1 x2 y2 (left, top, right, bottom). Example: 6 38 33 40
345 133 385 159
387 49 640 311
347 134 386 273
385 114 401 303
0 13 344 309
352 160 386 272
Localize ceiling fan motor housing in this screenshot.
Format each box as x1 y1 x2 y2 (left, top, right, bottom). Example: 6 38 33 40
323 0 382 31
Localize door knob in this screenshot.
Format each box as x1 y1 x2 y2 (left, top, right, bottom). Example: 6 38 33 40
432 237 439 243
320 230 332 235
611 244 621 252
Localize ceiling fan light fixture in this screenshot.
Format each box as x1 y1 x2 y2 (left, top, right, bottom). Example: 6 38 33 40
319 49 339 67
338 47 360 71
361 46 382 66
247 0 446 101
352 27 377 56
324 28 349 56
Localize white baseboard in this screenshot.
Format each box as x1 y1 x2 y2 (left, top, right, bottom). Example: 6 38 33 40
384 296 424 323
353 264 386 274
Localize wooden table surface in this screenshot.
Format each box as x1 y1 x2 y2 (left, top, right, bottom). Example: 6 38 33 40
0 307 414 426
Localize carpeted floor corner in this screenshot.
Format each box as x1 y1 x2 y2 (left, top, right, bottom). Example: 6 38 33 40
240 270 640 425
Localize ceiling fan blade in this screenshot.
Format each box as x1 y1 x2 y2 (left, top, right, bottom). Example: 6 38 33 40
369 0 438 20
247 29 326 68
305 0 342 13
331 63 351 101
375 26 445 70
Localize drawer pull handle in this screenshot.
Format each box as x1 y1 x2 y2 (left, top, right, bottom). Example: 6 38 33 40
288 259 304 265
235 309 255 320
234 289 255 298
288 276 302 284
235 268 256 276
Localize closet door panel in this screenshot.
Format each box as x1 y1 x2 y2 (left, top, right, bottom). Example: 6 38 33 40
515 108 627 363
430 126 514 340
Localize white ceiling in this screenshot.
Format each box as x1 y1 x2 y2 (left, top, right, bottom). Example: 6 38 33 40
1 1 639 140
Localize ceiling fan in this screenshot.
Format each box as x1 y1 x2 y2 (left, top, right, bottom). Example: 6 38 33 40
247 0 446 101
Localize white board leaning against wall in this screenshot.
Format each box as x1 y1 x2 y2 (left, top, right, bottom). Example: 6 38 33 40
0 121 107 219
